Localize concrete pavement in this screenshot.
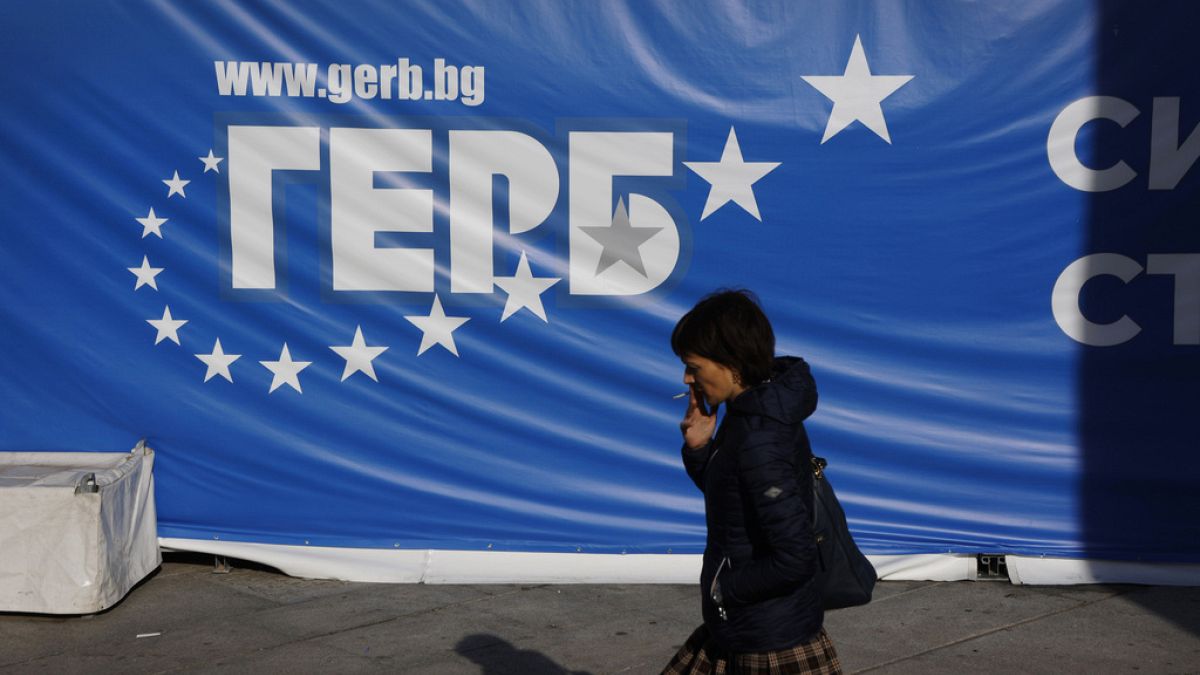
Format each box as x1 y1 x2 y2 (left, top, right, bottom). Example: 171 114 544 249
2 553 1198 673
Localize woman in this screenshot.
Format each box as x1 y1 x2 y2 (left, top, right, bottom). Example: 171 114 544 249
663 289 840 675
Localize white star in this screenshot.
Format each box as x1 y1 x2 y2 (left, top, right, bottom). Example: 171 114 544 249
136 208 167 239
147 306 187 345
163 170 190 198
404 294 470 356
260 343 312 393
683 127 781 221
494 252 561 322
801 35 914 144
128 255 163 290
198 150 224 173
329 325 388 382
195 338 241 383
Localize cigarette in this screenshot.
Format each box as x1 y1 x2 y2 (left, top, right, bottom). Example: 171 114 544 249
136 632 162 639
673 391 689 399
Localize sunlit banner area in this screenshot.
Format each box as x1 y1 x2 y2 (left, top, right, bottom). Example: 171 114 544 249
2 1 1198 586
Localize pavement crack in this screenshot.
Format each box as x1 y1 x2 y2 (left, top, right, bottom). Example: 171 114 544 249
850 588 1130 674
266 587 528 650
847 582 944 606
149 587 532 674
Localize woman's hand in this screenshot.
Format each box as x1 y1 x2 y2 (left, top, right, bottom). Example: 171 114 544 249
680 388 717 450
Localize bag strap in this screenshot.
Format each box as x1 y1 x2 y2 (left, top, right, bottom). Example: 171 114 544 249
809 456 827 530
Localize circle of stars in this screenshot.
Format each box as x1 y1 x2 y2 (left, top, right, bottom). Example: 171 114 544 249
129 40 911 393
126 150 563 394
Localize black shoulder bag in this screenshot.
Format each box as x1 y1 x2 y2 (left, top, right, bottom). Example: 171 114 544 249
811 456 877 609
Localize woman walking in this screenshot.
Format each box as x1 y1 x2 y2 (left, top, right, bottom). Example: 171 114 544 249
663 289 840 674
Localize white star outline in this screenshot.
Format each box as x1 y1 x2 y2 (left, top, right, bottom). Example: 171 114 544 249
405 294 471 357
128 255 163 290
198 150 224 174
494 251 561 322
260 343 312 393
136 208 167 239
684 127 781 221
801 34 914 144
330 325 388 382
147 305 187 345
163 170 190 198
195 338 241 383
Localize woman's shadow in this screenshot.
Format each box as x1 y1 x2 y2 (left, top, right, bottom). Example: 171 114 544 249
455 634 594 675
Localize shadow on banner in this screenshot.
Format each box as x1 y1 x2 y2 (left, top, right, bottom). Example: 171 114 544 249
1079 0 1200 632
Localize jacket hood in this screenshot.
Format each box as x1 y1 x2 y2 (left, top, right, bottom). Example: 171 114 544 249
726 356 817 424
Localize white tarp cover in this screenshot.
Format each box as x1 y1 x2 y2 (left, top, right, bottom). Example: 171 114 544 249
0 446 159 614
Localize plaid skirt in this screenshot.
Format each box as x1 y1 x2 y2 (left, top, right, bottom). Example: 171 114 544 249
662 624 841 675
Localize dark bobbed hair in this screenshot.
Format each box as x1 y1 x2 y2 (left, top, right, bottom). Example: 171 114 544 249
671 288 775 387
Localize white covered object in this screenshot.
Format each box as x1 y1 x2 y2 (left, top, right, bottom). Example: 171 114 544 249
0 443 159 614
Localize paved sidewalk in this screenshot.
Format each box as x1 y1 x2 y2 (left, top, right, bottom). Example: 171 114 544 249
2 554 1198 673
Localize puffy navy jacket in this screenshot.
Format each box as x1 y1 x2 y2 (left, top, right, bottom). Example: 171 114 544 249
681 356 822 653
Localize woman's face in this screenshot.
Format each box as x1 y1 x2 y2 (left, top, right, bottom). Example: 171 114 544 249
681 353 745 408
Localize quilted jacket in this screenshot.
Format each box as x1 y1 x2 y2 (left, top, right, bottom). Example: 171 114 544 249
681 356 823 653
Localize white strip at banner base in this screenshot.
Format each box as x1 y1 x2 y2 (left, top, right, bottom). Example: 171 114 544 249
160 538 976 584
1007 556 1200 586
868 554 975 582
159 538 701 584
159 541 1200 586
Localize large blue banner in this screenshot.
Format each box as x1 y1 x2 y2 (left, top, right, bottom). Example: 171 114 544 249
2 1 1198 562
